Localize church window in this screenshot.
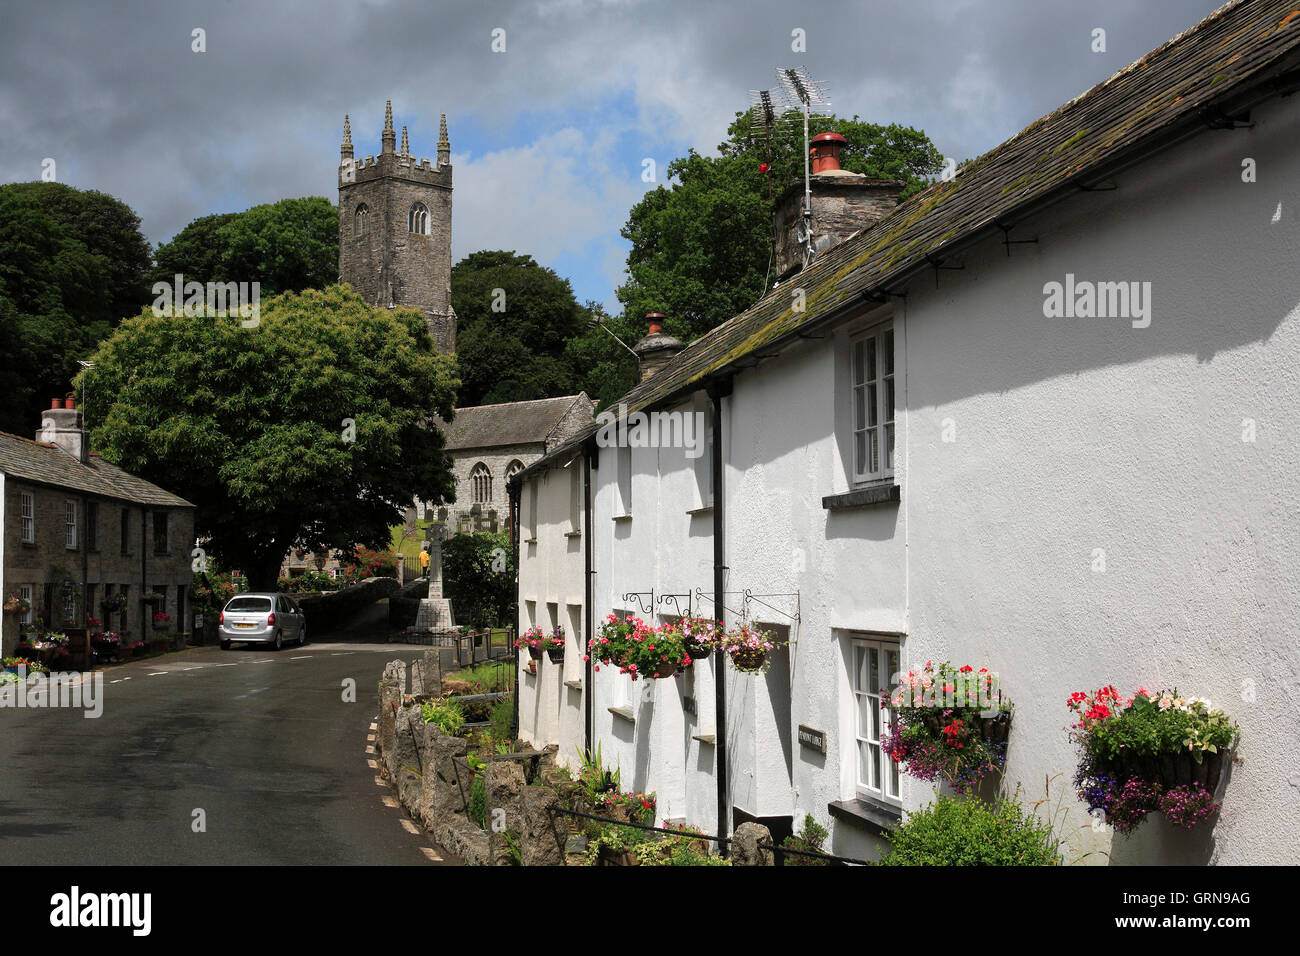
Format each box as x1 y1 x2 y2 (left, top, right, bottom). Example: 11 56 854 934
471 462 492 504
408 202 429 235
505 460 523 484
354 204 368 236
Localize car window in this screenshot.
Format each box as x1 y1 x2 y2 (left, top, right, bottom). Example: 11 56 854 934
226 597 272 612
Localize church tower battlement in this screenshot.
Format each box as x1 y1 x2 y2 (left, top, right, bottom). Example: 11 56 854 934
338 102 456 354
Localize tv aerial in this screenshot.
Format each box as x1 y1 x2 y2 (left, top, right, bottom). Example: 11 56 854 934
776 67 832 258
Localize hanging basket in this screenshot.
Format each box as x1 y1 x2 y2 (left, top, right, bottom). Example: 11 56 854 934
729 646 766 672
651 658 678 679
683 637 713 661
1102 750 1229 794
527 645 544 661
546 645 565 664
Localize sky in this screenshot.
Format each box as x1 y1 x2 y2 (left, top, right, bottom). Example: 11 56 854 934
0 0 1227 315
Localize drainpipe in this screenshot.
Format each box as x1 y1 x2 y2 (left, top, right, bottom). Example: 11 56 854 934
583 441 595 755
709 378 732 851
507 477 521 737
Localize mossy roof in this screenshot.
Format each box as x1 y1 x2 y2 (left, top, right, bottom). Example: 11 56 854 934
515 0 1300 484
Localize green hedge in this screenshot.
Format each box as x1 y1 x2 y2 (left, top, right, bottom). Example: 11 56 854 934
877 795 1061 866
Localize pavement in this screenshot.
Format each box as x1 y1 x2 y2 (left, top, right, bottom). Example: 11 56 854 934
0 641 454 865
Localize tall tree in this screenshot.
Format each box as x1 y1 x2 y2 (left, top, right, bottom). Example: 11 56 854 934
0 183 149 434
151 197 338 296
80 285 460 590
450 250 588 407
618 113 943 344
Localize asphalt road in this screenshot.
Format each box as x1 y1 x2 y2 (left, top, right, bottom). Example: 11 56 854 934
0 641 447 865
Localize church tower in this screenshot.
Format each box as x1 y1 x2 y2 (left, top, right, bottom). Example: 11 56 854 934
338 102 456 354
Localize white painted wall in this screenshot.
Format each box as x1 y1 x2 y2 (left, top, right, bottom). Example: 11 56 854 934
516 453 587 765
515 91 1300 863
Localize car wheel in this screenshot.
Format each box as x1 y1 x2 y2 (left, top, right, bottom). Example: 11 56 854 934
220 640 231 650
273 631 282 651
298 625 307 647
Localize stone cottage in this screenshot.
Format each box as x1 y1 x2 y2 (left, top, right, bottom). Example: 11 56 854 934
0 397 196 657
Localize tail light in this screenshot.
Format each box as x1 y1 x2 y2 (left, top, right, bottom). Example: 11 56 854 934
267 612 276 626
219 611 224 626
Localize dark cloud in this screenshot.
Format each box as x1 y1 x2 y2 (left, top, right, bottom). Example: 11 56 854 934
0 0 1226 305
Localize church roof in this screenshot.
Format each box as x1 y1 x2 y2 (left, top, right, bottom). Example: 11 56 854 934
436 394 592 451
514 0 1300 485
0 432 194 508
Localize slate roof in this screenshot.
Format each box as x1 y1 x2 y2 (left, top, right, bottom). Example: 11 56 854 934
0 432 194 508
513 0 1300 486
436 394 590 451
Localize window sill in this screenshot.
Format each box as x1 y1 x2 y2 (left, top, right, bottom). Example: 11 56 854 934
822 482 900 511
691 733 715 746
828 796 902 836
523 538 538 545
608 705 635 724
563 679 583 690
611 514 632 523
563 530 582 539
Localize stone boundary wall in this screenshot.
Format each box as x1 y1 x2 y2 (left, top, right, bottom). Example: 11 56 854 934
376 654 570 866
296 576 399 635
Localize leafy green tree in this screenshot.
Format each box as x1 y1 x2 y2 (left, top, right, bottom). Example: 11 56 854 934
79 285 460 590
441 530 515 629
618 114 943 343
562 301 639 411
150 197 338 296
0 183 151 435
450 250 589 407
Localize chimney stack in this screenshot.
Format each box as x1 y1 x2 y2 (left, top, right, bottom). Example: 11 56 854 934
38 394 88 463
632 313 684 382
773 133 905 279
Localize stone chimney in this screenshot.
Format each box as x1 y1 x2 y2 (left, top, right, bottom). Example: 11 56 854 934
773 132 904 279
632 314 684 382
38 394 88 463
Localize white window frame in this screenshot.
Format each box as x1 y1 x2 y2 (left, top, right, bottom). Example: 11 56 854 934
20 492 34 543
850 323 895 485
568 457 581 532
693 393 713 507
852 636 902 805
64 499 77 549
527 479 538 540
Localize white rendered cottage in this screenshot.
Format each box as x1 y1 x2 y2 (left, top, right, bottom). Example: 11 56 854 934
510 0 1300 865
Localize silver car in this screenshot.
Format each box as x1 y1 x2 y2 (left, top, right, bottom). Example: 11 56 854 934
218 593 307 650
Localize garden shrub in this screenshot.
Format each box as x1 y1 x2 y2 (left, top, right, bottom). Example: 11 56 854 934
441 531 515 628
468 776 487 829
781 813 831 866
877 795 1060 866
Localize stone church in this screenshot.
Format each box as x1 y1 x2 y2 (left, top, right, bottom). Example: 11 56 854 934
330 103 591 544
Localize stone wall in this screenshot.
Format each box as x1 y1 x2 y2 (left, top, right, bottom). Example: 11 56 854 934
376 654 570 866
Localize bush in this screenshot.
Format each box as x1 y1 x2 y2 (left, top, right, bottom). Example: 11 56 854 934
781 814 830 866
442 531 515 628
420 697 466 737
877 795 1060 866
468 776 487 829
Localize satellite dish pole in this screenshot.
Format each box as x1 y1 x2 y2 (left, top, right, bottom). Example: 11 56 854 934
777 67 831 267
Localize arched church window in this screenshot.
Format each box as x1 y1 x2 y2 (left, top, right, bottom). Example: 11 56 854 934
471 462 492 504
505 460 523 485
354 203 368 236
408 202 429 235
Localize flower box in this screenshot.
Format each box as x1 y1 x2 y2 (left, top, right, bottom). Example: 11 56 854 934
884 661 1013 795
1069 687 1239 835
546 645 565 664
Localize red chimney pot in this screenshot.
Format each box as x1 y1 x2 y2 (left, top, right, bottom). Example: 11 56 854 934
810 131 847 174
51 398 61 409
645 312 665 336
